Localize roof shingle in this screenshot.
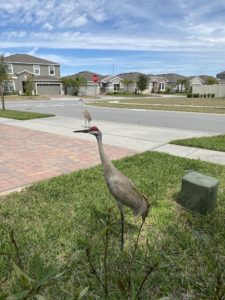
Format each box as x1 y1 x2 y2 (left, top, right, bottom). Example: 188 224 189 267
4 54 59 65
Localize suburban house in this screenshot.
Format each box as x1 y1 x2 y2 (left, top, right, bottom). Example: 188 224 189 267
157 73 188 92
148 76 168 93
63 71 104 96
4 54 62 95
99 75 124 93
189 76 206 86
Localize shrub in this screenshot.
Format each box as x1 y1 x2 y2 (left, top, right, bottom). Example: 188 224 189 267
204 93 207 98
192 93 199 98
211 93 215 98
207 93 211 98
187 93 192 98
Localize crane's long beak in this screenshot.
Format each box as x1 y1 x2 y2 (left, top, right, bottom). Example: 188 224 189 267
73 129 90 133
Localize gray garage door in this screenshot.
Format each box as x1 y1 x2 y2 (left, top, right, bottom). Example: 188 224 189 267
37 83 61 95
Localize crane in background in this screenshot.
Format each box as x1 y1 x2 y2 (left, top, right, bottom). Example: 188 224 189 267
79 98 92 127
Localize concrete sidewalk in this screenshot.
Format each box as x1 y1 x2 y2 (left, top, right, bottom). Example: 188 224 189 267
1 115 225 195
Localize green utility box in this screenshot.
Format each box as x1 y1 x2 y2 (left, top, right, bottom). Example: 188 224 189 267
180 171 219 214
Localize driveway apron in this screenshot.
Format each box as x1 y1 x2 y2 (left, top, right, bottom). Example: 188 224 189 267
0 124 136 194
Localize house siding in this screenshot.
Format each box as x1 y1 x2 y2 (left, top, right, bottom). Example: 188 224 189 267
12 63 60 77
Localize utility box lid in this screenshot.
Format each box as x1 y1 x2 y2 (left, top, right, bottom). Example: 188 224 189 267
180 171 219 214
183 171 219 188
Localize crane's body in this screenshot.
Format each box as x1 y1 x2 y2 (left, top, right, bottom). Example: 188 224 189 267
74 126 149 250
79 98 92 127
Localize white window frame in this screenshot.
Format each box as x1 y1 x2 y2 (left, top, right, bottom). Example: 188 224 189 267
113 83 120 91
6 63 13 74
3 80 15 92
48 65 55 76
33 65 40 75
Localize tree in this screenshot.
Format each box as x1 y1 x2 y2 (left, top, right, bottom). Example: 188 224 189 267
205 77 219 85
122 79 134 92
60 77 72 95
136 74 149 94
0 54 10 110
70 76 87 95
24 74 34 96
176 79 190 93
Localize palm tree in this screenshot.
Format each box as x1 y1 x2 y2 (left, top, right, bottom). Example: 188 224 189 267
60 77 72 95
71 76 87 95
122 79 134 92
0 54 10 110
176 79 190 93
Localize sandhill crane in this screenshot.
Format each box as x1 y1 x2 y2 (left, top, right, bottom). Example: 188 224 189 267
79 98 92 127
74 126 150 250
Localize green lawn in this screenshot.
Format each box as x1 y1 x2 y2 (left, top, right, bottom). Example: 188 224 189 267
171 135 225 152
0 151 225 299
88 97 225 114
0 109 54 120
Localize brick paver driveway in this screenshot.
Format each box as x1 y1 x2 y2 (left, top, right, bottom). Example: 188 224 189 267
0 124 136 194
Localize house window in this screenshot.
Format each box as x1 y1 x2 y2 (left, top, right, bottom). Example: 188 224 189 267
6 64 13 74
33 65 40 75
48 65 55 75
114 84 120 91
159 82 165 90
3 80 15 92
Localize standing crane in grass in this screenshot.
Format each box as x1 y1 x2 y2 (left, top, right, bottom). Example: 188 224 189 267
74 126 150 251
79 98 92 127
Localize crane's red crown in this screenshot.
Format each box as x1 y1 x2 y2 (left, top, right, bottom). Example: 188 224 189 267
73 126 100 134
89 126 99 132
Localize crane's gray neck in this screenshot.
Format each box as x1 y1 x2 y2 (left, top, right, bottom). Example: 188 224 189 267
96 134 115 174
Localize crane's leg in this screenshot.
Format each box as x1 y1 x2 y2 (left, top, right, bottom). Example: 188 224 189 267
120 211 124 252
117 202 124 251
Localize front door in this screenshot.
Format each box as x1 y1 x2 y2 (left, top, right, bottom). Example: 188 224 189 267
22 81 26 93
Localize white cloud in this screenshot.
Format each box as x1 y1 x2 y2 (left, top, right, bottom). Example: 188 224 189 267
1 29 225 53
1 0 225 76
42 23 54 30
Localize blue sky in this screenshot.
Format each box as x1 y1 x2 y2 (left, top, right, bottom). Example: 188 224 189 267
1 0 225 76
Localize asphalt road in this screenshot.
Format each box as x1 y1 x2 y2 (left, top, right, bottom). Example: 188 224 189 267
6 99 225 134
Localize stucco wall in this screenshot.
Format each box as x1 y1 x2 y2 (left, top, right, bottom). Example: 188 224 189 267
192 84 225 97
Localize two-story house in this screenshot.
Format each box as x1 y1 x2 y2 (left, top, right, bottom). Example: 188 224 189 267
4 54 62 95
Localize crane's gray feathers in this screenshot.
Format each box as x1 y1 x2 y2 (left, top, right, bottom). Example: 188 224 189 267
104 170 149 221
84 109 92 122
80 98 92 127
